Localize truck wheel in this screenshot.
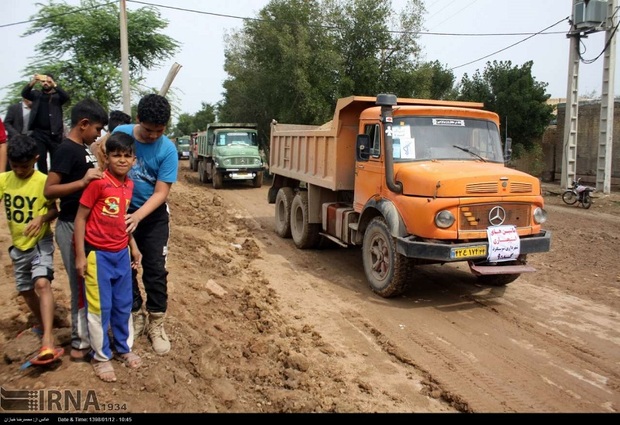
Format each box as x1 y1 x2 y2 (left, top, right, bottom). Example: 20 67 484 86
253 171 263 188
213 172 223 189
274 187 294 238
290 191 321 249
362 217 409 298
198 161 205 183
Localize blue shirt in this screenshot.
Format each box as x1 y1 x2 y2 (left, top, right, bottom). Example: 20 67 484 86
113 124 178 210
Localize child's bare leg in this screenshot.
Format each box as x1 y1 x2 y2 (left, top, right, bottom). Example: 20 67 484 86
33 277 55 348
20 288 43 327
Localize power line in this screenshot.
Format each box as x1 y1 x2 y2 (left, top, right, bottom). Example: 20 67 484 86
450 16 570 70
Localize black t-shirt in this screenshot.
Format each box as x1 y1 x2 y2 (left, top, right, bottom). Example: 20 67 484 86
49 137 98 222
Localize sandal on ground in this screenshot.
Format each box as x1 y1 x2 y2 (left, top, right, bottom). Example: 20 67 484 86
115 352 142 369
91 360 117 382
70 348 93 363
30 346 64 365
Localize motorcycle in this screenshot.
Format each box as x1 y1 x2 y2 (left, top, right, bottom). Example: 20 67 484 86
562 178 595 209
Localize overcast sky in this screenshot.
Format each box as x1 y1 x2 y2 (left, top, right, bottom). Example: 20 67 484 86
0 0 617 119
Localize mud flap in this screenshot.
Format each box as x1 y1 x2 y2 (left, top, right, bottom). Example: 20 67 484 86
469 263 536 275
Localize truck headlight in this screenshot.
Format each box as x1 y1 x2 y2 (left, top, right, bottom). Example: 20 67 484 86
223 158 231 166
533 207 547 224
253 158 262 165
435 210 455 228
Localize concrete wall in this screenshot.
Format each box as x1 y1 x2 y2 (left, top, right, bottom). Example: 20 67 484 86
540 100 620 186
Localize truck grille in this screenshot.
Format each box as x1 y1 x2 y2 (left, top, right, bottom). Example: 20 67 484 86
229 157 256 166
465 181 533 194
459 203 531 230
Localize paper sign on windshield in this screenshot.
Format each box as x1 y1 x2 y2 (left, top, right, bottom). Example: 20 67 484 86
487 225 520 262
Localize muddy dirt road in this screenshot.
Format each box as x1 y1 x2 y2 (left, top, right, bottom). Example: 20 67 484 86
1 161 618 413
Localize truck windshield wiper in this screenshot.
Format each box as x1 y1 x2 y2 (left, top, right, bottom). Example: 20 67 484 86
452 145 486 162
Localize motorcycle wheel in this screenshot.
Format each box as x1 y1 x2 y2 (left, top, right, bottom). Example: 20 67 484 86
562 190 578 205
582 194 592 209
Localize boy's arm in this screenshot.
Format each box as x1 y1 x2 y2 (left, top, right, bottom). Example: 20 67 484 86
44 169 103 199
22 200 58 238
74 205 90 278
129 234 142 270
125 181 172 233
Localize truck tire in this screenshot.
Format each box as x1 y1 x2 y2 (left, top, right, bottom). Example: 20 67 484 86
362 217 410 298
198 161 205 183
213 171 223 189
274 187 294 238
290 191 321 249
253 171 263 188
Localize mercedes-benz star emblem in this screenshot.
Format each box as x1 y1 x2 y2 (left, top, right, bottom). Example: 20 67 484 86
488 206 506 226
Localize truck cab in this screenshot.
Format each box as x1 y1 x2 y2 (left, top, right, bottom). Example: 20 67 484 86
196 123 264 189
268 94 551 298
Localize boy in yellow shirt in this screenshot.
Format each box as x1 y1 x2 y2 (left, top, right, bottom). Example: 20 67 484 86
0 134 62 363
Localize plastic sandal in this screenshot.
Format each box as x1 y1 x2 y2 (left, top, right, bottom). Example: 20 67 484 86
115 352 142 369
91 360 117 382
29 346 64 365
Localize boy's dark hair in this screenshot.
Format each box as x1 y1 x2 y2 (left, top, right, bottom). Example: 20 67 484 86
108 110 131 133
44 72 55 81
70 98 109 127
137 94 170 125
7 135 38 163
105 132 134 155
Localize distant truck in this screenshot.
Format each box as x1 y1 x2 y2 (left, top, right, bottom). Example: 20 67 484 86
195 123 265 189
174 135 191 160
267 94 551 297
188 132 199 171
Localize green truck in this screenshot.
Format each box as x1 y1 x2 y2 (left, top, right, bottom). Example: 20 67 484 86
195 123 265 189
174 135 191 160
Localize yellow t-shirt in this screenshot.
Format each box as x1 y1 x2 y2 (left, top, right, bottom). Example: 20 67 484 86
0 170 55 250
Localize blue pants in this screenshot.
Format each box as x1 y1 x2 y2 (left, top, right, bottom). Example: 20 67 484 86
84 245 133 362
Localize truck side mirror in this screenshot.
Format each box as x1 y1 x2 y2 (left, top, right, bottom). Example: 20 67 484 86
356 134 370 161
504 137 512 162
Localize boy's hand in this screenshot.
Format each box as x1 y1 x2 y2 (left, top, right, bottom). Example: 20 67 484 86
75 255 87 278
82 168 103 187
131 249 142 270
23 216 43 237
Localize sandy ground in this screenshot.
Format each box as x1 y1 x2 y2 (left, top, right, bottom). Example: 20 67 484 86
0 161 619 414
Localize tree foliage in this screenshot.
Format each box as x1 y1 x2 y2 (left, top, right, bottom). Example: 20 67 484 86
458 60 554 151
1 0 179 112
170 102 216 138
218 0 454 150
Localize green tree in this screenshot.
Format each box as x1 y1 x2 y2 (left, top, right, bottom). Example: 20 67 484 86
219 0 433 151
170 102 217 137
1 0 179 112
458 60 554 152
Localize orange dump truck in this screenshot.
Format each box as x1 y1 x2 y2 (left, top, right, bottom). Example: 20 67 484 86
267 94 551 297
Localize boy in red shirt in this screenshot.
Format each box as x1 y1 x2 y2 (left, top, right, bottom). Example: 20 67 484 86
74 132 142 382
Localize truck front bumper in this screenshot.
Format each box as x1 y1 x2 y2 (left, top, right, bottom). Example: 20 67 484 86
396 230 551 262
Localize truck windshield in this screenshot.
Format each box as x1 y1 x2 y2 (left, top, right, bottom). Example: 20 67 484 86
391 117 504 163
217 132 258 147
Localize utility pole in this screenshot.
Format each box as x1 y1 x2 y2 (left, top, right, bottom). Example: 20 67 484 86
120 0 131 115
561 0 581 189
595 0 617 194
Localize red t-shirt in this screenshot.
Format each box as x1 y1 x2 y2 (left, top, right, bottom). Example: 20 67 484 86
0 118 7 144
80 170 134 251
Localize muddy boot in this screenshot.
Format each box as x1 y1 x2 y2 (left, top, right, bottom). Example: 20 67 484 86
132 309 147 338
147 312 170 355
